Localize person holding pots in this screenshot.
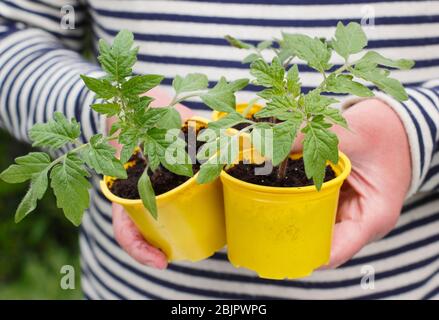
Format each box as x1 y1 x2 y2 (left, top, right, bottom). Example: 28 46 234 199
1 0 438 299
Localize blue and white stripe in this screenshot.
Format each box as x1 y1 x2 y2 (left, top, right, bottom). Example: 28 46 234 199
1 0 439 299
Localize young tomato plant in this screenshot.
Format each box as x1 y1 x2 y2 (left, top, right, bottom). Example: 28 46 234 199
199 22 414 189
0 30 247 224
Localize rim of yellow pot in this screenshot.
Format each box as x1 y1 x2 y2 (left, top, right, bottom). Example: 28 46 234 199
220 152 351 194
100 116 209 206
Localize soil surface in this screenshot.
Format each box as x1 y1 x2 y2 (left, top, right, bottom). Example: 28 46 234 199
232 115 282 130
110 125 204 199
226 158 336 187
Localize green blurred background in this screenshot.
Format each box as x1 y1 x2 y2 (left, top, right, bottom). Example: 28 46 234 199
0 130 82 299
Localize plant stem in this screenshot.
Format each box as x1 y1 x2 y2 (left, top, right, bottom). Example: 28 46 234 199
277 157 288 182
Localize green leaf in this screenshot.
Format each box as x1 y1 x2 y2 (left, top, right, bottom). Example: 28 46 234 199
257 40 273 51
208 112 245 131
282 33 332 72
80 75 118 99
332 22 367 60
250 123 273 158
302 118 339 190
50 153 91 226
225 35 253 49
0 152 51 184
162 161 193 178
250 58 285 88
97 30 138 82
286 64 301 97
352 65 409 101
242 53 260 64
271 119 302 166
201 77 238 113
319 107 348 128
255 96 297 120
196 162 224 184
303 91 339 114
155 107 182 130
138 169 157 219
324 74 374 97
172 73 209 94
121 75 164 97
356 51 414 70
82 134 127 178
29 112 81 149
120 142 138 164
228 78 250 92
145 128 192 177
15 168 49 223
91 103 120 116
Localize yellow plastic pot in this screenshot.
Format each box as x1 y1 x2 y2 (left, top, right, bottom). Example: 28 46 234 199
220 152 351 279
100 117 226 262
212 102 262 121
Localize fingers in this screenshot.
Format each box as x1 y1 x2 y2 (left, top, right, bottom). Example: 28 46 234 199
112 203 168 269
325 219 369 269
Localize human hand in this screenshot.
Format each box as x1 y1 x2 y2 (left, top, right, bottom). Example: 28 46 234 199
108 88 194 268
325 98 412 268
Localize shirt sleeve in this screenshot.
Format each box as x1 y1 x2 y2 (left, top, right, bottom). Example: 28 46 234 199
0 0 106 145
342 83 439 197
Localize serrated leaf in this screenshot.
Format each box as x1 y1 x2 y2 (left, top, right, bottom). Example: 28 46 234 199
91 103 120 116
196 162 224 184
121 75 164 97
172 73 209 94
332 22 367 60
324 74 373 97
302 119 339 190
282 33 332 72
50 153 91 226
155 107 182 130
255 96 297 120
250 58 285 88
145 128 192 177
303 91 339 114
97 30 138 82
15 168 49 223
0 152 51 183
319 107 348 128
286 64 301 97
271 119 302 166
250 123 273 158
352 66 409 101
356 51 414 70
162 161 193 178
120 142 138 164
138 169 157 219
225 35 253 49
82 134 127 178
201 77 237 112
242 53 260 64
80 75 118 99
208 112 245 131
29 112 80 149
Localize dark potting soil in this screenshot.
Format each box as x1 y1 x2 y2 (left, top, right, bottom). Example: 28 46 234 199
232 115 282 130
226 158 336 188
109 125 204 199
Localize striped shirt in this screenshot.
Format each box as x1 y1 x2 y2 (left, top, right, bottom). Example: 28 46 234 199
1 0 439 299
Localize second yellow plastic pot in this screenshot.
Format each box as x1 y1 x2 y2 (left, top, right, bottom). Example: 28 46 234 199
100 117 226 262
220 152 351 279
